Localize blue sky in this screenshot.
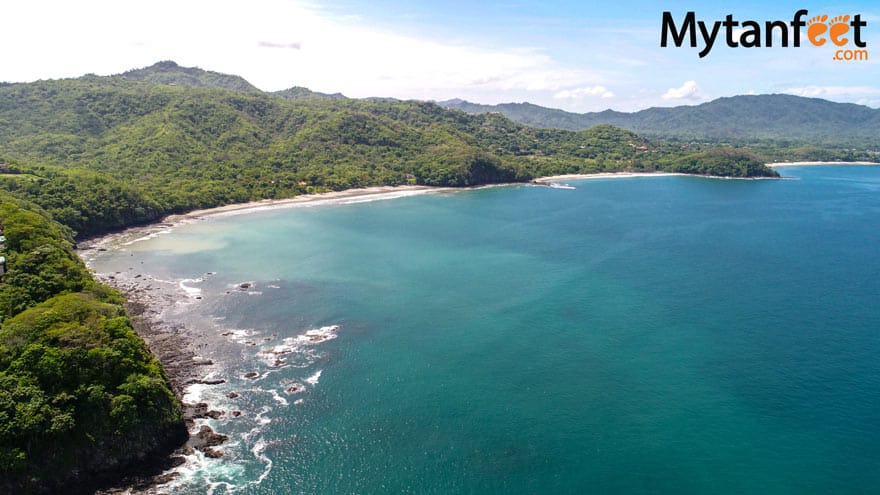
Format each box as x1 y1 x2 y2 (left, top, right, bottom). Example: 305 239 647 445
2 0 878 111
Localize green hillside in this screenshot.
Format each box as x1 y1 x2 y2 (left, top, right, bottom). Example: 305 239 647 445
439 95 880 150
120 61 262 94
0 63 779 492
0 195 184 494
0 71 776 238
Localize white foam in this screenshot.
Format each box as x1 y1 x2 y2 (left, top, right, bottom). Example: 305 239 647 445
305 370 322 386
202 188 443 219
254 406 272 426
207 481 236 495
157 447 242 495
231 281 256 289
257 344 294 367
120 228 173 246
257 325 339 368
262 343 295 356
266 388 289 406
285 325 340 346
221 328 258 344
283 382 306 395
183 383 208 403
149 276 180 286
252 438 274 485
179 278 204 298
337 190 430 205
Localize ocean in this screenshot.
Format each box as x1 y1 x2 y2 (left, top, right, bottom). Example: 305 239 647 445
86 166 880 494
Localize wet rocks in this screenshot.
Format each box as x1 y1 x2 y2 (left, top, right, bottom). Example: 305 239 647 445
203 447 223 459
285 383 306 395
187 402 224 420
193 377 224 385
187 425 229 458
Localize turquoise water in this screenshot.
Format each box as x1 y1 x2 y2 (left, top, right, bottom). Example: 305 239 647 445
90 167 880 494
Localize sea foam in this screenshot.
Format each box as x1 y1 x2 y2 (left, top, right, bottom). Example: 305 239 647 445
305 370 322 386
179 277 204 298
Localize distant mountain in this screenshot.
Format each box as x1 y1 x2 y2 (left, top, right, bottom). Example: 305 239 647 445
119 60 263 93
272 86 346 100
114 63 878 147
121 61 347 101
0 72 777 237
439 95 880 146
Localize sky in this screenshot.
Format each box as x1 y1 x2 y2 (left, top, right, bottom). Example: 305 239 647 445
1 0 879 112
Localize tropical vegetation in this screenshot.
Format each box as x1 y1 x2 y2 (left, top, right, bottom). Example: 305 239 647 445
0 62 784 492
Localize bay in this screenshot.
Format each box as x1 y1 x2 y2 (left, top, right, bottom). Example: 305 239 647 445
88 166 880 494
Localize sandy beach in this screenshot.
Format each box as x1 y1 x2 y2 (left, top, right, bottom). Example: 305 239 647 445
533 172 689 182
78 184 456 411
77 185 451 257
766 161 880 167
78 168 801 258
168 185 450 220
80 176 682 255
78 168 789 261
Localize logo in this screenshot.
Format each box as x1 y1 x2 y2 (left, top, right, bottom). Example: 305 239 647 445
661 9 868 61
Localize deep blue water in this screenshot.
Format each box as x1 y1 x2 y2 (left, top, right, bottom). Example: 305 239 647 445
90 166 880 494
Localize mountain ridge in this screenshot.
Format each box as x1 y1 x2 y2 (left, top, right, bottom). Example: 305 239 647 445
0 67 779 237
119 60 262 94
437 95 880 146
110 61 879 147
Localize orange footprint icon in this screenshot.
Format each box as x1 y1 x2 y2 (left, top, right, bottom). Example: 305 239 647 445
829 14 851 46
807 14 828 46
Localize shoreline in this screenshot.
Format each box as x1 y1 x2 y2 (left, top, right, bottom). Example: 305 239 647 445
79 184 460 492
78 187 460 248
78 167 797 254
531 172 688 182
78 168 783 254
87 264 234 493
77 164 869 491
167 184 451 220
78 185 451 256
766 161 880 167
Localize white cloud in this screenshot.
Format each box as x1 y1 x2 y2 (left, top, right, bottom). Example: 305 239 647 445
662 80 701 100
784 85 880 98
257 41 302 50
553 85 614 99
0 0 606 101
783 85 880 107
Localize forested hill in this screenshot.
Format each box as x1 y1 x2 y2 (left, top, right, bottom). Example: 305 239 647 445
439 95 880 147
120 61 262 94
0 62 773 493
0 193 184 494
0 69 775 238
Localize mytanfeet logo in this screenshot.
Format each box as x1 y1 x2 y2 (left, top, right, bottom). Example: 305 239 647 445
661 9 868 61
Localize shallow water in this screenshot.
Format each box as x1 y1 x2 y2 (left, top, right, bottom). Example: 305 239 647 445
89 167 880 494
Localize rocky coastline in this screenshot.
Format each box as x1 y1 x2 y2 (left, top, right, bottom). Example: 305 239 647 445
65 230 239 494
74 185 457 493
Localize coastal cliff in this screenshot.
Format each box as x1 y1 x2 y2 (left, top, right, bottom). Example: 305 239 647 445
0 195 185 494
